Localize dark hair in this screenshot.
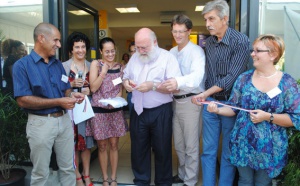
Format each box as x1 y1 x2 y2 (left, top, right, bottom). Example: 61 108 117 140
171 14 193 30
128 41 135 52
99 37 115 51
67 31 90 53
122 53 130 60
1 39 24 57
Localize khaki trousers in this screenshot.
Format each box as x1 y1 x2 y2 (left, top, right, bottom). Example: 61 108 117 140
26 113 75 186
173 96 202 186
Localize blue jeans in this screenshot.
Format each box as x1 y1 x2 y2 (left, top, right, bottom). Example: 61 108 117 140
237 166 272 186
201 97 236 186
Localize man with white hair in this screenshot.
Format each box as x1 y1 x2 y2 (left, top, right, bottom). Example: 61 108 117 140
123 27 182 186
192 0 250 185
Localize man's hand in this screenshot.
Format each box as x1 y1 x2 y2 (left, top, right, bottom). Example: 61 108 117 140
135 81 152 93
123 79 137 92
59 97 77 110
161 78 178 92
207 101 219 114
191 92 207 106
70 92 85 104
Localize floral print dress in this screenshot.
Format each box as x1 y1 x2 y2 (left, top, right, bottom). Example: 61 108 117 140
227 69 300 178
86 61 128 140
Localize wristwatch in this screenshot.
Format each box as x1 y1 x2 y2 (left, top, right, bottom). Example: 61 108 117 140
152 82 157 91
269 113 274 124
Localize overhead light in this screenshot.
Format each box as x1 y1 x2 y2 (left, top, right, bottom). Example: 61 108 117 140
116 4 140 13
69 10 90 16
195 5 205 12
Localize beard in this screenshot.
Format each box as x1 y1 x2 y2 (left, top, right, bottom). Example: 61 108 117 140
137 45 158 63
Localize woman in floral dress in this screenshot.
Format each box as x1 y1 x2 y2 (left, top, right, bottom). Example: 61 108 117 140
87 37 127 186
204 35 300 185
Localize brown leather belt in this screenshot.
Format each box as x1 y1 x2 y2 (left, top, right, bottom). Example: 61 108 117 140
34 110 66 118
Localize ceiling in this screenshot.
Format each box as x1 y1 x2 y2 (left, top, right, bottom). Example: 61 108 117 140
80 0 213 41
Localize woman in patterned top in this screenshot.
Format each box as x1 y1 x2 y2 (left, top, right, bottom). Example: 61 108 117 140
87 37 127 186
63 31 94 186
207 34 300 186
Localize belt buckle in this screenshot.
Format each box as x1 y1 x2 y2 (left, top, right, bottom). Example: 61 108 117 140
182 94 187 99
52 111 64 118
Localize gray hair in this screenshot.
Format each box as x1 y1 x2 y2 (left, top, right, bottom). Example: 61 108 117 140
202 0 229 19
149 30 157 43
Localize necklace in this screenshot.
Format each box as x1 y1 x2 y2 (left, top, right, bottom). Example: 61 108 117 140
73 60 86 73
257 70 278 79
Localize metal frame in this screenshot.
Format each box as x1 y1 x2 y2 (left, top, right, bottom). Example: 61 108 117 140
43 0 99 61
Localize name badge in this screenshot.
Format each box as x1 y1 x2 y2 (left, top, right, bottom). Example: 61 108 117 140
61 74 69 83
267 86 282 99
112 77 122 86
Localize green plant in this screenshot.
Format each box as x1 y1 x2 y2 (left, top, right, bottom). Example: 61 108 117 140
278 79 300 185
0 92 29 181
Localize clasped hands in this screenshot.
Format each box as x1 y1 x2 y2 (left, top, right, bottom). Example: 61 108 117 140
123 79 151 93
123 78 179 93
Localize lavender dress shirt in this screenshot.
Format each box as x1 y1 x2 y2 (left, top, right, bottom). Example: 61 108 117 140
123 47 182 109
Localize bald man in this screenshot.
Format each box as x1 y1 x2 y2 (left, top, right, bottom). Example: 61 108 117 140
123 28 182 185
13 23 84 186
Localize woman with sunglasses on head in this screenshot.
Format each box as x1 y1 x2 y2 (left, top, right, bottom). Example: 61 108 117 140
87 37 127 186
200 34 300 185
63 31 94 186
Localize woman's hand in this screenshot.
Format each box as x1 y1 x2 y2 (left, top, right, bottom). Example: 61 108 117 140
71 78 84 88
250 109 270 124
101 61 109 75
82 87 91 96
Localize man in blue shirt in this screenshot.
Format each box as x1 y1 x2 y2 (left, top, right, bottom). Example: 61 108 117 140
192 0 250 185
13 23 84 186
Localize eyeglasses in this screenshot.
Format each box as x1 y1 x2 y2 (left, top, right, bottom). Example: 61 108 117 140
171 30 188 34
103 50 116 55
250 49 269 54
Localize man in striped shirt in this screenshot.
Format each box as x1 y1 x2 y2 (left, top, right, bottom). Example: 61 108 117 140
192 0 250 185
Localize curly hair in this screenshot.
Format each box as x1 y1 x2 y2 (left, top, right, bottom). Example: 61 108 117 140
67 31 91 54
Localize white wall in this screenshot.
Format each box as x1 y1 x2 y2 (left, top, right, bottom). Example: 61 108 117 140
0 19 34 46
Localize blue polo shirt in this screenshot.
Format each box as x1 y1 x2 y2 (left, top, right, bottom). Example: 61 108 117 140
13 50 71 114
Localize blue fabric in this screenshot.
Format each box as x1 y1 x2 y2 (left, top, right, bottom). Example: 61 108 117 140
237 166 272 186
13 50 70 114
201 97 237 186
228 70 300 178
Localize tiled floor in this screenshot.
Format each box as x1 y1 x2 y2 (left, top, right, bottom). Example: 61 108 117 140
89 131 205 186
